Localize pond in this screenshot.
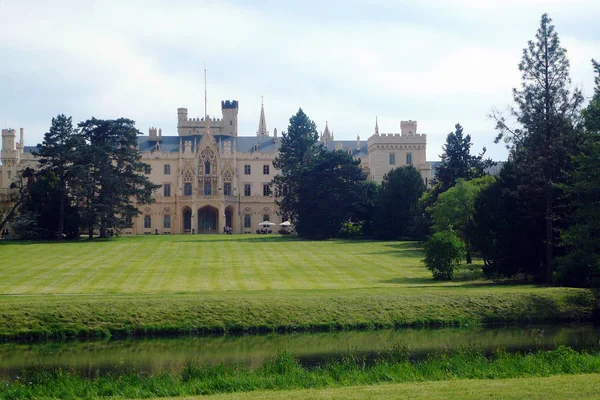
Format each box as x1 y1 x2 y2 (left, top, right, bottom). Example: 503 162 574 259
1 324 598 378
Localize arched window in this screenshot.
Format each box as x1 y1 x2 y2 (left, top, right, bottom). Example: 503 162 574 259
164 164 171 175
204 180 212 195
163 215 171 229
205 161 211 175
144 215 152 229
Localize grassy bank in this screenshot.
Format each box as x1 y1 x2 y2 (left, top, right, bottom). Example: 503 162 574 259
0 235 598 340
0 288 596 340
176 374 600 399
1 346 599 399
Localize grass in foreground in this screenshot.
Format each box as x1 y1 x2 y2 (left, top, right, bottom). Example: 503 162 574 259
173 374 600 399
1 346 599 399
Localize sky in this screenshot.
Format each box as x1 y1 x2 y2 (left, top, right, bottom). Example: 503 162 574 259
0 0 598 162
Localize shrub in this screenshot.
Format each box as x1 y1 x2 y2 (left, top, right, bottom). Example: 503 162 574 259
554 250 600 288
423 230 466 280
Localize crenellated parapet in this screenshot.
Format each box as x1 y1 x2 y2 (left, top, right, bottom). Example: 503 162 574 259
177 100 239 137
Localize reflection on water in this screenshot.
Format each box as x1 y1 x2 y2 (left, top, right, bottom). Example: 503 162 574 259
1 324 598 378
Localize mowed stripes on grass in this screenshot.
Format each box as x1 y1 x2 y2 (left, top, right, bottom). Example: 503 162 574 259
0 235 434 295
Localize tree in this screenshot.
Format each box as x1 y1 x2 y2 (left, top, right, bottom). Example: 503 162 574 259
0 167 34 233
423 230 466 280
374 166 426 239
272 108 321 226
472 162 546 280
11 169 80 240
77 118 159 238
430 176 495 263
556 59 600 286
490 14 584 283
33 115 84 240
434 123 493 192
295 148 365 239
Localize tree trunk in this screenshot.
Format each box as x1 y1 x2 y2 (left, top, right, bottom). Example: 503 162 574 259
57 182 65 241
545 181 553 284
466 249 472 264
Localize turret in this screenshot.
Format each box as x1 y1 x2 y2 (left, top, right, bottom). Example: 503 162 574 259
401 120 417 136
177 108 188 123
357 135 361 150
221 100 239 136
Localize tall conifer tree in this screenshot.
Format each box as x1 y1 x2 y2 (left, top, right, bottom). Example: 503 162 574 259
491 14 584 283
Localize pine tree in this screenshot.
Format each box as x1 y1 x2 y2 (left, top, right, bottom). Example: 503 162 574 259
33 115 84 239
434 123 493 192
272 108 321 225
491 14 584 283
77 118 160 238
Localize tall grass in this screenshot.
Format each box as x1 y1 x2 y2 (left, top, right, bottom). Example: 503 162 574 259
1 346 599 399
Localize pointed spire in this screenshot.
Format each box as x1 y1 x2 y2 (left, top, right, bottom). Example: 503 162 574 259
321 121 332 142
375 116 379 134
257 96 269 137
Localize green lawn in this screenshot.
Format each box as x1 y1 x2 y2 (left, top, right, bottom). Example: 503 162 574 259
1 235 470 295
0 235 597 339
179 374 600 400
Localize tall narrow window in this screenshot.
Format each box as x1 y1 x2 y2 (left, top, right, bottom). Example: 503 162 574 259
406 153 413 166
164 164 171 175
223 183 232 196
145 166 152 175
163 215 171 229
244 184 251 196
263 184 271 197
244 214 252 228
205 161 211 175
244 164 251 175
389 153 395 165
204 181 212 195
144 215 151 229
184 183 192 196
163 184 171 197
263 164 270 175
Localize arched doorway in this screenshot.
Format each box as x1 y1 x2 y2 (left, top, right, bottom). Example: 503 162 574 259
198 206 218 233
182 207 192 233
225 206 234 231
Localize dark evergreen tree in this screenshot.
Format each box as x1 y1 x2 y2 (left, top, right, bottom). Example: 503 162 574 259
434 123 493 192
33 115 84 239
11 169 80 240
77 118 160 238
472 162 545 280
557 59 600 286
272 108 321 225
295 149 365 239
490 14 584 283
374 166 426 240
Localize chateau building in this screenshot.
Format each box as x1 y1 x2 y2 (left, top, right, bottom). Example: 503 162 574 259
0 99 432 234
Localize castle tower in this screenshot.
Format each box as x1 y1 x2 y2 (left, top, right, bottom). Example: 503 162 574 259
221 100 239 137
401 120 417 136
1 128 19 188
256 97 268 137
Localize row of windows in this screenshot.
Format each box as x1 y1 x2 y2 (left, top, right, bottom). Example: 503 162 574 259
144 213 273 230
162 183 271 197
389 153 413 166
144 215 171 229
147 164 271 176
244 164 270 175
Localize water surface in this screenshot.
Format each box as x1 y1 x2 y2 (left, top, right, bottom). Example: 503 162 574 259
1 324 598 378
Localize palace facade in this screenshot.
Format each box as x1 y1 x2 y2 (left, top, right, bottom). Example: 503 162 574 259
0 100 432 234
